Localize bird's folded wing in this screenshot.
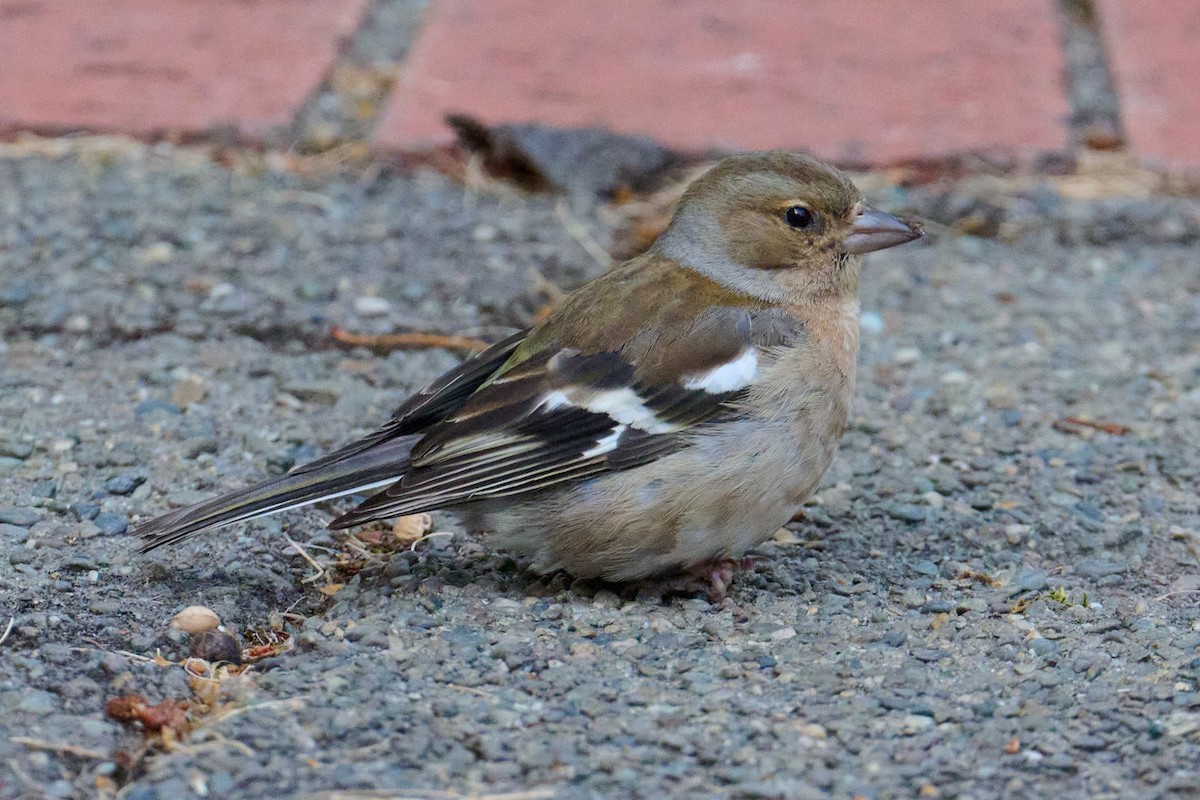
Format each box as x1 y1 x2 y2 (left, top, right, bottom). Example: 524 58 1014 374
330 307 761 526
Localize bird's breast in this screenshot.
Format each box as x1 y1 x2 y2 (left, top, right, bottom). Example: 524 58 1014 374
752 299 859 433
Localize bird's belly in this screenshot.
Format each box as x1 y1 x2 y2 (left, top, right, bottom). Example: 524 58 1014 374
473 415 839 581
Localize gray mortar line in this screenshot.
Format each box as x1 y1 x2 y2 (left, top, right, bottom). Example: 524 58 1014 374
1057 0 1126 148
285 0 433 153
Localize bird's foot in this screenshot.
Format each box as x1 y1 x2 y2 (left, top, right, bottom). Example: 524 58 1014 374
632 557 758 603
689 556 758 602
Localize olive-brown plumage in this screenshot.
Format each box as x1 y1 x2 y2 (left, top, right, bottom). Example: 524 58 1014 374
136 151 921 587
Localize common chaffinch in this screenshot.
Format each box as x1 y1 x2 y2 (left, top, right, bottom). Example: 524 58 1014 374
137 151 921 592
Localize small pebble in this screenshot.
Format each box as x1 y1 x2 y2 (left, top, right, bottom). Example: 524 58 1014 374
1030 638 1060 658
70 502 100 521
171 606 222 634
281 381 343 405
902 714 935 734
92 513 128 536
392 513 434 541
887 503 927 523
105 474 145 496
0 440 33 460
0 280 32 306
1010 569 1048 595
190 629 243 665
0 507 42 527
16 690 57 715
353 296 392 316
912 560 939 577
134 399 182 418
171 376 208 407
1075 559 1125 579
0 523 29 541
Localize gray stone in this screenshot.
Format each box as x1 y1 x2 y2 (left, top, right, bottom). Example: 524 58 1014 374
104 473 145 495
16 690 57 714
0 440 33 459
92 513 128 536
1075 559 1125 579
1011 569 1048 595
887 503 927 523
0 523 29 541
0 507 42 527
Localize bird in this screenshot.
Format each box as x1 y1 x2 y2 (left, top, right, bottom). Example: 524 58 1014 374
135 151 922 594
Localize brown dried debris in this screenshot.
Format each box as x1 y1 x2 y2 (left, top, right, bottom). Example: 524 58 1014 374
105 695 189 739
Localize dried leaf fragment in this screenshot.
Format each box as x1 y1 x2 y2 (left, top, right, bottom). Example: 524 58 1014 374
106 694 189 738
956 570 1001 588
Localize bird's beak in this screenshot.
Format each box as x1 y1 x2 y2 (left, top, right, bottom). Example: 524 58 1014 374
842 206 923 255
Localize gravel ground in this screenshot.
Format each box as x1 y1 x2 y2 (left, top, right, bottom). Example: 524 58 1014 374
2 139 1200 800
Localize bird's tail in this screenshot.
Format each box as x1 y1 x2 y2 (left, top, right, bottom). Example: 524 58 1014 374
136 436 417 553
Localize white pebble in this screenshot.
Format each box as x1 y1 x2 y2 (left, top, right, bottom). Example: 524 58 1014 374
65 314 91 333
354 296 392 316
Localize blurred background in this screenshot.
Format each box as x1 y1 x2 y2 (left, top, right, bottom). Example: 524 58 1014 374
0 0 1196 173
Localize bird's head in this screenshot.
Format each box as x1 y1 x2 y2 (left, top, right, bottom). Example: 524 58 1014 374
656 151 922 303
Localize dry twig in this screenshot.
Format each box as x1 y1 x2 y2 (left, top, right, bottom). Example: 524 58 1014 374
193 697 306 730
409 531 454 552
9 737 106 759
331 327 490 353
285 534 329 584
555 200 614 269
1052 416 1131 436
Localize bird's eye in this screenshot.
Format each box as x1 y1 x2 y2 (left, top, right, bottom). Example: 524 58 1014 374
784 206 815 229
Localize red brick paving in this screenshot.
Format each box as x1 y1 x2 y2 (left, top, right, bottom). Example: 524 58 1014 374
0 0 367 139
1096 0 1200 171
375 0 1071 164
4 0 1197 173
